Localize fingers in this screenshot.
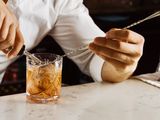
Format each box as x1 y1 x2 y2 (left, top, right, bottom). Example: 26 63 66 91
0 13 5 32
0 0 20 57
97 54 127 70
7 27 24 58
106 28 144 44
89 28 145 69
0 24 15 50
0 16 10 41
93 37 143 57
89 43 139 65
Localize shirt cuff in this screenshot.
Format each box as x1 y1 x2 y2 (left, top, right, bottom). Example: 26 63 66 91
89 54 105 82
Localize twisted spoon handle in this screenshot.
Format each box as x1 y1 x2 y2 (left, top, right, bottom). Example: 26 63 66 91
20 11 160 61
63 11 160 57
124 11 160 29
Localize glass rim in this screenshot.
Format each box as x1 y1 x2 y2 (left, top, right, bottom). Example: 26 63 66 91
27 53 63 65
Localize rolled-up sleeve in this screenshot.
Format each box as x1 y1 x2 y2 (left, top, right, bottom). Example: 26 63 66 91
50 0 105 81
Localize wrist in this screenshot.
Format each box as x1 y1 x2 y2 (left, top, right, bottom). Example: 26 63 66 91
101 62 137 83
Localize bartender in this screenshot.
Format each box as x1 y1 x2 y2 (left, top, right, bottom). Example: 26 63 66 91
0 0 144 83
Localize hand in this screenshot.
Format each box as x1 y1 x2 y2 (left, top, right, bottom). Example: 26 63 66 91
89 28 145 82
0 0 24 58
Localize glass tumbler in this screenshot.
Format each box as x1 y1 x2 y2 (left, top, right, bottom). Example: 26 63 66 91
26 53 62 103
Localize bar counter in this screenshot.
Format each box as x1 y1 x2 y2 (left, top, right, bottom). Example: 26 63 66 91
0 78 160 120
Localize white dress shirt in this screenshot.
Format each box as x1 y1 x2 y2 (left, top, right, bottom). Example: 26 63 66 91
0 0 105 83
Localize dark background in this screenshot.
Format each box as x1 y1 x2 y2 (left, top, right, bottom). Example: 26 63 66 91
0 0 160 96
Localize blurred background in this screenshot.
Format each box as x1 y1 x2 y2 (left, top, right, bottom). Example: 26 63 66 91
0 0 160 96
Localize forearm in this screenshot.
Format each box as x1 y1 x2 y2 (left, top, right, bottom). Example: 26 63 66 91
101 61 137 83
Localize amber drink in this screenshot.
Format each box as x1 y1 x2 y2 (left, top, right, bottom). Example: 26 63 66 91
26 53 62 103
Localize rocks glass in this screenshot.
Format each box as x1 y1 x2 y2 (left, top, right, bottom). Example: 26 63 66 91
26 53 62 103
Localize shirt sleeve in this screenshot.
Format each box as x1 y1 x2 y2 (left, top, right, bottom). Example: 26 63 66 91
7 0 57 50
0 0 57 82
49 0 105 81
